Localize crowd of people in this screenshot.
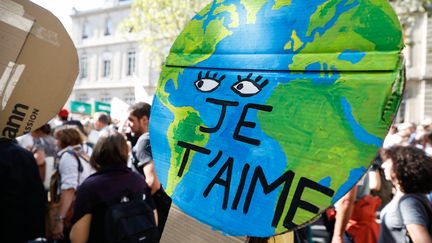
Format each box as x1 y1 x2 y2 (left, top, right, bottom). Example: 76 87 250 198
325 121 432 243
1 102 170 243
2 101 432 242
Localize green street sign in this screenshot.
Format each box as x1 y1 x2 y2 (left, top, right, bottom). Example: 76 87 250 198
95 101 111 114
70 101 92 115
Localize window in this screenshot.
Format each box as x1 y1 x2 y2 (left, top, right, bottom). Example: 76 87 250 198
127 50 136 76
102 52 112 78
79 55 88 79
104 18 113 36
77 93 88 103
124 92 135 105
82 22 90 39
396 99 406 123
102 59 111 77
100 93 112 104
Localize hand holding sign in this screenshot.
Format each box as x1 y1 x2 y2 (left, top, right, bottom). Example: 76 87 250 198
149 0 404 237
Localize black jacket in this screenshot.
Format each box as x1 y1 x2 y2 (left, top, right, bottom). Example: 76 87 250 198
0 138 46 242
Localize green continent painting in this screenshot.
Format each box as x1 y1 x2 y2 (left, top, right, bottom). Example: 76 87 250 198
149 0 404 237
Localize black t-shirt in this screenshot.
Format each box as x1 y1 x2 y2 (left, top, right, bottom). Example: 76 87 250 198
72 164 154 242
0 139 46 242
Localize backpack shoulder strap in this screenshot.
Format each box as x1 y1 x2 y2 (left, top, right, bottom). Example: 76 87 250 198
54 150 68 168
51 150 84 199
64 150 83 173
411 194 432 227
74 146 90 162
400 194 432 216
399 194 432 235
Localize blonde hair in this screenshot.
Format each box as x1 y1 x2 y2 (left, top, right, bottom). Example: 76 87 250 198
54 125 84 149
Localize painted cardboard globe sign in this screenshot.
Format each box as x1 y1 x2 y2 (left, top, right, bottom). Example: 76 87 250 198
149 0 404 237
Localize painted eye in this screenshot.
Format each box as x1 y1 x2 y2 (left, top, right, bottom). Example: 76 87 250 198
231 74 269 97
194 71 225 92
231 80 261 97
194 78 220 92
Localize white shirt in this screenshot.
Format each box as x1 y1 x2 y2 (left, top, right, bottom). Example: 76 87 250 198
16 133 33 149
58 145 94 190
87 126 115 145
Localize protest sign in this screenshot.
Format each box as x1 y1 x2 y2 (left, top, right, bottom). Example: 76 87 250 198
149 0 404 237
0 0 78 139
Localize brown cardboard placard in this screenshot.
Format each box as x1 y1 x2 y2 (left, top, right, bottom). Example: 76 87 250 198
0 0 78 139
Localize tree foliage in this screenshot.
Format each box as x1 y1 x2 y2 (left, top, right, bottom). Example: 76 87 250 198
122 0 211 72
123 0 432 70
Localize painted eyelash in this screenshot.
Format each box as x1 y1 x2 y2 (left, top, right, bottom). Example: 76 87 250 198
198 71 226 82
237 73 269 88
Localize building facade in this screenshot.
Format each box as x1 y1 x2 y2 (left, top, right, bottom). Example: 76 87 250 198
398 12 432 124
68 0 156 110
67 1 429 124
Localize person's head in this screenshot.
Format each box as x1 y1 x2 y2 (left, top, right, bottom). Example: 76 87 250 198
127 102 151 135
58 108 69 121
380 146 432 194
418 132 432 147
397 122 413 138
427 132 432 146
389 124 398 135
54 125 84 149
94 112 111 131
31 124 51 138
422 118 432 132
90 130 129 170
64 119 87 136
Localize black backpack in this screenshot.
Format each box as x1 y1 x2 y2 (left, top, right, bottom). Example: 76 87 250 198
104 191 159 243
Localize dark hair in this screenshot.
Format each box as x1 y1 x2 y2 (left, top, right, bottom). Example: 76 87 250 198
90 130 129 170
54 125 84 149
381 146 432 194
64 120 87 136
128 102 151 119
95 112 111 125
427 132 432 145
34 124 51 135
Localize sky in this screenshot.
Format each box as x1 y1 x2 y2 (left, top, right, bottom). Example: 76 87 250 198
30 0 105 33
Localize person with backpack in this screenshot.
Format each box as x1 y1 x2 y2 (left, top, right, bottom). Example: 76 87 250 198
379 146 432 243
49 125 94 242
70 130 158 243
127 102 172 236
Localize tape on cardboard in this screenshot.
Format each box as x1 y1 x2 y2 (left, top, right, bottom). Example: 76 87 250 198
0 0 78 139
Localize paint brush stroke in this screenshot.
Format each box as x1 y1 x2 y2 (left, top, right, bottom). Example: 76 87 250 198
341 97 383 147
